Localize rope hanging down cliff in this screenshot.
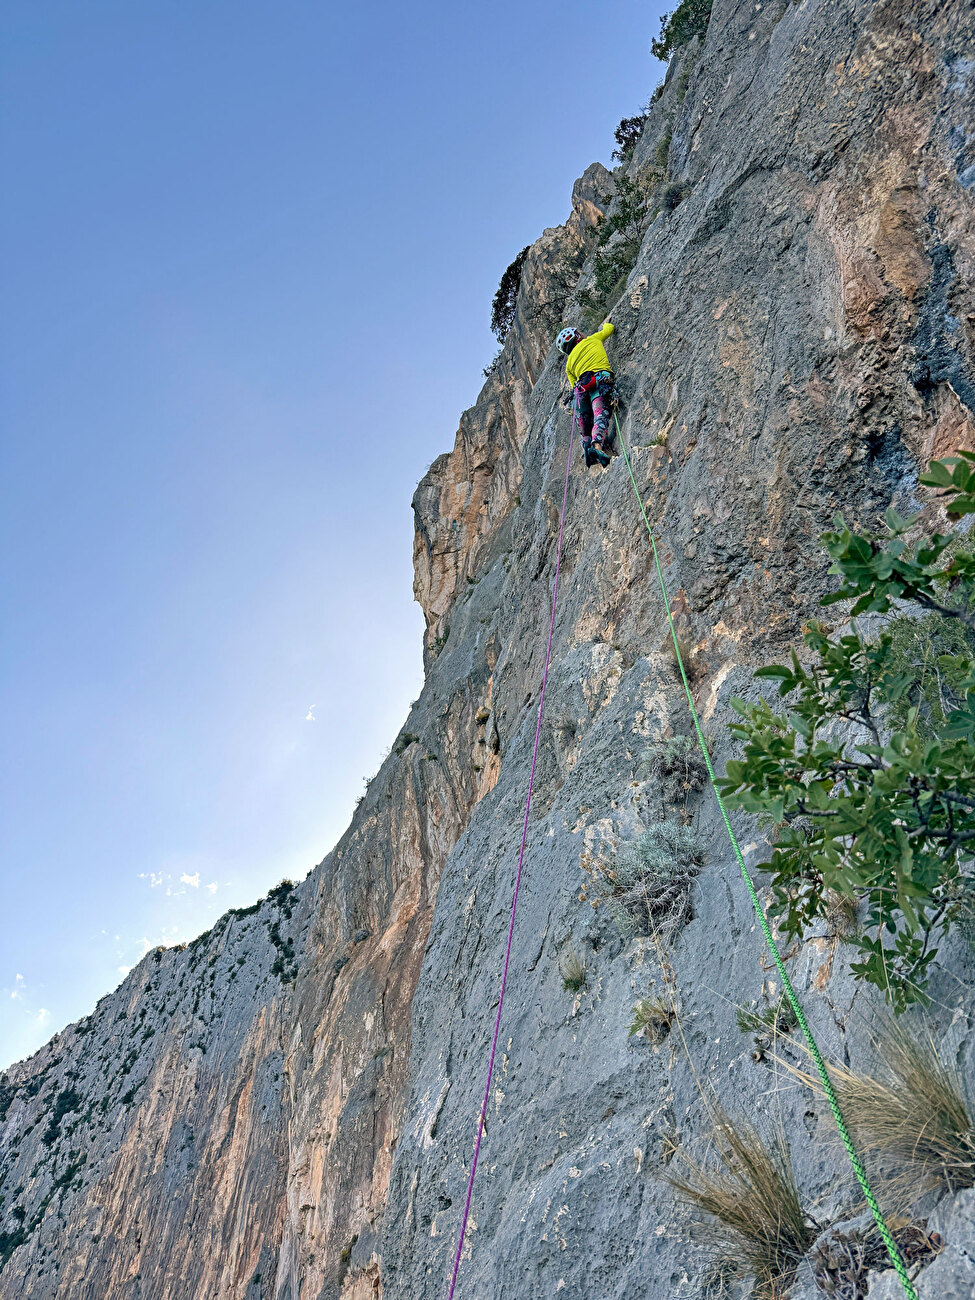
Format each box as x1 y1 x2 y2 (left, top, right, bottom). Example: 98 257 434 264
445 417 575 1300
611 408 918 1300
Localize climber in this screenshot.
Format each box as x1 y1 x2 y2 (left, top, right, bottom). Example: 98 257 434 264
556 321 616 468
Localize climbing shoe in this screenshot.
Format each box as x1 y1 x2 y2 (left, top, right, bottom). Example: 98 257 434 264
583 440 598 468
590 440 611 468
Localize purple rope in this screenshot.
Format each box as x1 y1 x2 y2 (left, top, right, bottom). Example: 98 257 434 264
445 422 574 1300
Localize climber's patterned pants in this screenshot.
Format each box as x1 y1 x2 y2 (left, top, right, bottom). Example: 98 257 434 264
573 370 614 446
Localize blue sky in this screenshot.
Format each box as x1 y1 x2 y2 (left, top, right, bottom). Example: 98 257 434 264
0 0 668 1069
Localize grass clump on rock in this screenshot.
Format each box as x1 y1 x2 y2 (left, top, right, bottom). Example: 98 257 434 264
735 995 798 1042
559 945 587 993
667 1106 816 1298
628 995 674 1043
823 1017 975 1193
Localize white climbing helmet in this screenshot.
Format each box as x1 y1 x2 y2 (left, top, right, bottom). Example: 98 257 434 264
556 327 582 356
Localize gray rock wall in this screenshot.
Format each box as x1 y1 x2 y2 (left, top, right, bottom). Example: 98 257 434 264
385 0 975 1296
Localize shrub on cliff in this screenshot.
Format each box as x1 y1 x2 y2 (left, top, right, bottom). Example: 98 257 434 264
640 733 708 809
652 0 714 61
612 114 649 163
490 245 531 343
719 452 975 1011
605 821 704 938
41 1087 82 1148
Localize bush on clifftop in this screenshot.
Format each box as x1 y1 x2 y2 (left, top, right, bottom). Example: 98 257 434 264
490 245 531 343
612 114 649 163
652 0 714 61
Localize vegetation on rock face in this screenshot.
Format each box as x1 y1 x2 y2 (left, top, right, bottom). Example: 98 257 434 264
735 995 798 1042
821 1017 975 1193
585 730 708 942
605 822 704 938
809 1221 941 1300
42 1088 82 1148
612 114 649 163
666 1107 816 1298
559 945 587 992
660 179 688 211
883 606 975 737
490 245 531 343
652 0 714 61
640 733 709 814
720 453 975 1010
628 995 674 1042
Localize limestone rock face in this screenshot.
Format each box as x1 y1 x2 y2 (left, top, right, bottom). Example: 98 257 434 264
3 2 975 1298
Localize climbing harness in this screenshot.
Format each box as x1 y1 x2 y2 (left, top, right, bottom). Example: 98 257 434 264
445 419 575 1300
442 393 919 1300
611 408 918 1300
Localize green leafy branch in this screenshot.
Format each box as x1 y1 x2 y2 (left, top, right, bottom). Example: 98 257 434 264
718 455 975 1011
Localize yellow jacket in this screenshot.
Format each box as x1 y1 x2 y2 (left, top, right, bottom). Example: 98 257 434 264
566 322 614 386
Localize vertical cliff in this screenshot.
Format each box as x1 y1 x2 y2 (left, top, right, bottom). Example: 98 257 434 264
2 2 975 1297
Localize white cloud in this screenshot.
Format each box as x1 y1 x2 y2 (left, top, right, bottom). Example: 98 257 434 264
11 974 24 1000
206 882 218 894
305 704 316 722
180 872 200 888
34 1008 50 1026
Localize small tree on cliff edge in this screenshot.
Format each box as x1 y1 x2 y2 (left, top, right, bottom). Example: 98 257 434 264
652 0 714 61
613 114 650 163
719 452 975 1011
490 245 531 344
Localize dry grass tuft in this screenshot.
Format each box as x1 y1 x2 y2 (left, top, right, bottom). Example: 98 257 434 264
825 889 860 939
559 945 587 993
828 1017 975 1192
628 995 675 1043
735 995 798 1042
666 1106 816 1298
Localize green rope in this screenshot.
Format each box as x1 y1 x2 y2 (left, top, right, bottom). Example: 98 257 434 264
612 410 917 1300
